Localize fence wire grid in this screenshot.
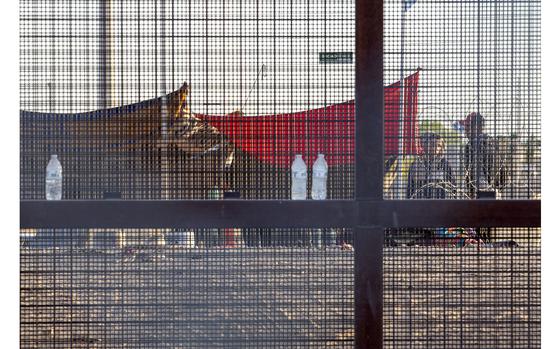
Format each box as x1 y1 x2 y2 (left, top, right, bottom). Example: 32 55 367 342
20 227 539 348
20 0 541 348
21 228 356 348
383 0 540 200
20 0 356 200
384 227 540 348
20 0 540 201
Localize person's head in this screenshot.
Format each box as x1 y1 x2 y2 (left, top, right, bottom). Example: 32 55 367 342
461 112 485 139
420 132 445 159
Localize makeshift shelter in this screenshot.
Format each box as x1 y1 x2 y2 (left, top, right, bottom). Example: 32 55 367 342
20 73 420 201
20 83 234 200
197 72 421 167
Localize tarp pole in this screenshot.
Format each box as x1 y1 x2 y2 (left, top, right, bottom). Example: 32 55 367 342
160 0 170 201
99 0 112 109
394 0 407 199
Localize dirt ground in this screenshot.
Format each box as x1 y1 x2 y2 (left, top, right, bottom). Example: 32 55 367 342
20 245 540 348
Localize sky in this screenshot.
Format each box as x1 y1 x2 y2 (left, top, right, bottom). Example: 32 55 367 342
19 0 540 138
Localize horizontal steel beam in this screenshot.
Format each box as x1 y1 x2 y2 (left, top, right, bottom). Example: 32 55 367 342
21 200 540 229
20 200 356 229
361 200 541 228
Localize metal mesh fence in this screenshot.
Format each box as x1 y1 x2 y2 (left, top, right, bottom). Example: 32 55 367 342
20 0 541 201
384 227 540 348
383 0 541 200
20 228 355 348
20 0 356 200
20 227 540 348
20 0 542 348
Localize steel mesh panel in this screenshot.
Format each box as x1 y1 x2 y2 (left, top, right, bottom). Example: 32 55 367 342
20 228 355 348
20 0 356 200
383 0 541 200
19 0 542 348
383 227 540 348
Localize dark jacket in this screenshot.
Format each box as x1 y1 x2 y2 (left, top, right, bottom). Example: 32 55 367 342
407 156 456 199
464 134 505 198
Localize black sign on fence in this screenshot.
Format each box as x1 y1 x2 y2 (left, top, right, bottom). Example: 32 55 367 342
319 52 353 64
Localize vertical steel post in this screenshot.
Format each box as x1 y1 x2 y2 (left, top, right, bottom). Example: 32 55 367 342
355 1 384 198
355 0 384 347
354 227 384 348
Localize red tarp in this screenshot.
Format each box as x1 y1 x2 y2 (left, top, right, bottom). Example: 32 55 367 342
196 72 420 167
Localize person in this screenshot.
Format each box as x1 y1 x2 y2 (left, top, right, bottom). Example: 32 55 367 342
407 132 456 199
460 112 508 242
390 133 455 246
460 112 506 199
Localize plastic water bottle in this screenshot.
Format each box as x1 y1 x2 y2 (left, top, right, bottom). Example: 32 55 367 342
45 154 62 200
291 154 307 200
207 188 222 246
325 229 337 247
311 154 328 200
312 229 323 249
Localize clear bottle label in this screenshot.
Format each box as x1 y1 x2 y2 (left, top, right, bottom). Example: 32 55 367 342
314 169 327 177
